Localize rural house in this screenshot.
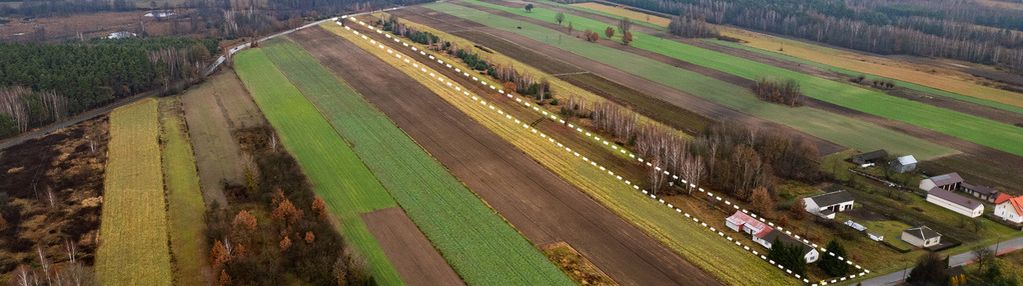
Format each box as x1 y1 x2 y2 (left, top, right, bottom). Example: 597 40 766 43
890 155 917 173
850 149 888 166
926 188 984 218
803 190 855 219
753 229 819 263
901 226 942 248
994 193 1023 224
726 211 770 236
918 172 964 192
961 183 1000 203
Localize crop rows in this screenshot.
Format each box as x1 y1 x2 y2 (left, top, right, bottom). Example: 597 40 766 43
260 38 573 285
427 2 957 159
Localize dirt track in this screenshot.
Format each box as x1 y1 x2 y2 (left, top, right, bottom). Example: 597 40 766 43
289 26 723 286
389 6 848 155
361 208 465 286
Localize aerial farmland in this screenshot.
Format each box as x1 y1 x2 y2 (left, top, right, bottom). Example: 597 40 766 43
1 0 1022 285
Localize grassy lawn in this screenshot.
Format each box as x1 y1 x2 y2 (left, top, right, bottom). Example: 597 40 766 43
261 38 572 286
327 22 796 286
563 1 1023 113
232 49 405 285
157 98 208 286
427 2 955 160
852 218 916 251
465 0 1023 157
96 98 173 286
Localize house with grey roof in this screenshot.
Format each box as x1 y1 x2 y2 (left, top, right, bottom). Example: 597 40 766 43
926 188 984 218
851 149 888 166
901 226 942 248
803 190 855 219
961 183 1000 203
919 172 964 192
753 229 819 263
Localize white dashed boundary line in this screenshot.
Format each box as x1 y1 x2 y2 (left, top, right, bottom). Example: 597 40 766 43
341 19 868 285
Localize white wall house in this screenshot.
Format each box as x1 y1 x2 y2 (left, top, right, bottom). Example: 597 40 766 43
926 188 984 218
901 226 942 248
803 190 855 219
994 194 1023 224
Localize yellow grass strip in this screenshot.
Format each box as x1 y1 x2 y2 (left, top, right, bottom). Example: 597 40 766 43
573 2 1023 109
97 98 173 286
326 22 795 286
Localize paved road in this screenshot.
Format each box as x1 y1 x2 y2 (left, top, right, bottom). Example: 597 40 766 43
0 7 404 151
861 236 1023 286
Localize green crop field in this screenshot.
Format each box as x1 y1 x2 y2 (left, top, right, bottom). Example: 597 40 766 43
261 38 572 285
232 48 405 285
158 98 208 286
708 40 1023 116
463 0 1023 157
428 2 956 159
96 98 173 286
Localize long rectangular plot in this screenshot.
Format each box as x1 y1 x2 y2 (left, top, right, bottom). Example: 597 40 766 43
158 98 208 286
232 49 405 285
259 38 572 286
96 98 172 286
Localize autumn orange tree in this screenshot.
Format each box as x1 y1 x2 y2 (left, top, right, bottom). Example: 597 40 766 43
750 187 775 218
604 26 614 38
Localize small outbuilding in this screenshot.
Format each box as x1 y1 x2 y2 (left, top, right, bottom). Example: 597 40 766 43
961 183 999 203
851 149 888 166
803 190 855 219
919 172 964 192
926 188 984 218
994 193 1023 224
890 155 917 173
901 226 942 248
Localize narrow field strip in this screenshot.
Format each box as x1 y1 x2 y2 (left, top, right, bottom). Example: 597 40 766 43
424 2 956 160
260 38 572 286
462 0 1023 157
335 20 797 286
348 18 870 285
158 98 209 286
232 49 406 285
96 98 173 286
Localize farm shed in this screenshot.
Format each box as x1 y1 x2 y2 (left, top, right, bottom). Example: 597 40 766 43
994 193 1023 224
926 188 984 218
961 183 999 203
891 155 917 173
918 172 963 192
803 190 855 219
901 226 942 248
850 149 888 165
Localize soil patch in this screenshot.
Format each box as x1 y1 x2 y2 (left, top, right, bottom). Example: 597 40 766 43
361 208 465 286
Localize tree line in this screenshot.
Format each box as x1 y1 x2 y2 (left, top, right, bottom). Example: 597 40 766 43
381 15 556 102
0 37 219 139
559 94 822 203
750 78 803 107
607 0 1023 73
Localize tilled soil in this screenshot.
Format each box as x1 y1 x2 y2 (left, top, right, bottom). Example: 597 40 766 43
361 208 465 286
289 26 722 286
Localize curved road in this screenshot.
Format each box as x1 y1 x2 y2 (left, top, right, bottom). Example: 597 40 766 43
860 236 1023 286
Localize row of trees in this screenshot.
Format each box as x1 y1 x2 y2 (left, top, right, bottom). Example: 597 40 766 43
750 78 803 107
0 37 219 138
668 15 719 38
381 16 556 102
608 0 1023 73
558 93 822 202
